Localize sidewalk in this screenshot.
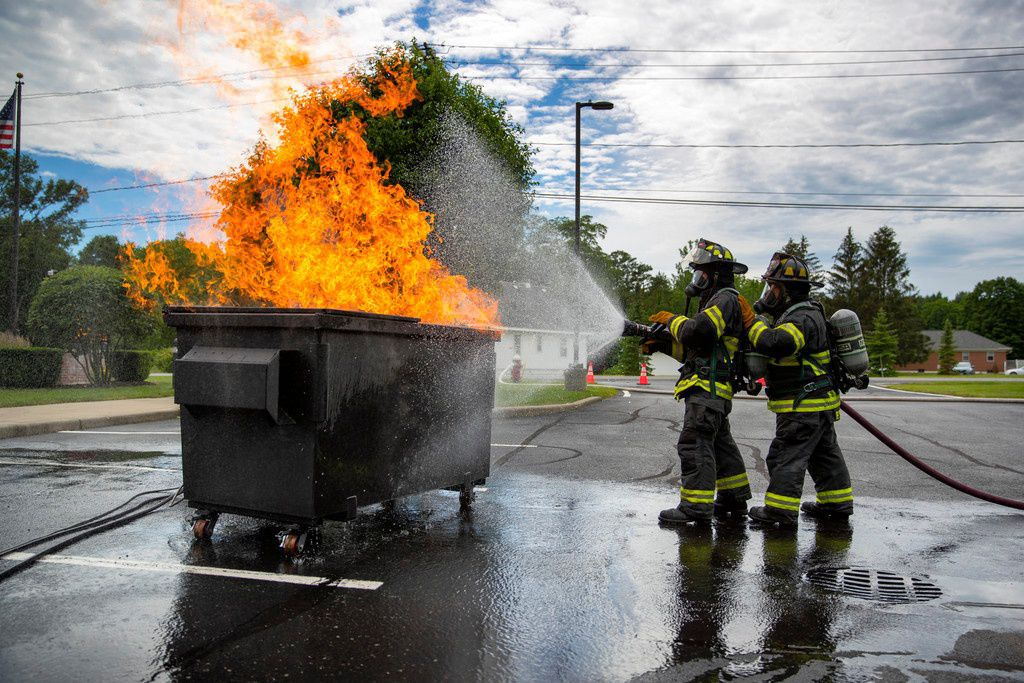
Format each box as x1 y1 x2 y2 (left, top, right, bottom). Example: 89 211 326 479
0 397 179 439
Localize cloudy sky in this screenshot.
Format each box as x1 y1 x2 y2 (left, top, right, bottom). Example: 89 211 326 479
2 0 1023 295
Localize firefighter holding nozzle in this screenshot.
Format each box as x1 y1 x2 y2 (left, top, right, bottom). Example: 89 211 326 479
740 253 854 528
646 238 754 526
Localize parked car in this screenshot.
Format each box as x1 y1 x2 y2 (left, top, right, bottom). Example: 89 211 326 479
952 361 975 375
1006 366 1024 376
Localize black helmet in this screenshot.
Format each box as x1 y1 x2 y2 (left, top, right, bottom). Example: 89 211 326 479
684 238 748 274
761 251 823 288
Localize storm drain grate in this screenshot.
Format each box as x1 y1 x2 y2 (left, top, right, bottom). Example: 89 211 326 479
804 566 942 603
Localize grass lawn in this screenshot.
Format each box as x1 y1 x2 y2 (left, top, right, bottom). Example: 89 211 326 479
887 381 1024 399
0 375 174 408
495 383 619 407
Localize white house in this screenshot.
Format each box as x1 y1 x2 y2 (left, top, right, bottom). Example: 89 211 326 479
495 281 605 381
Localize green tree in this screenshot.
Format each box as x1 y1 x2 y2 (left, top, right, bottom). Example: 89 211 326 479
78 234 122 268
937 317 957 374
781 235 822 276
826 227 863 311
959 277 1024 358
1 151 87 333
865 306 898 376
26 266 153 384
915 292 964 330
608 250 653 320
860 225 926 364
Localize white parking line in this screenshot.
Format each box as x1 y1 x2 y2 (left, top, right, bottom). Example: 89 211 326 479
0 552 382 591
0 458 180 473
490 443 538 448
58 430 179 435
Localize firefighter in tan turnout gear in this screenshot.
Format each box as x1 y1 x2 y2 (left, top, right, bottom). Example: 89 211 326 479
740 252 854 527
649 239 753 526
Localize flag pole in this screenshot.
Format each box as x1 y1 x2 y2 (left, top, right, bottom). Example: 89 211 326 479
7 72 22 334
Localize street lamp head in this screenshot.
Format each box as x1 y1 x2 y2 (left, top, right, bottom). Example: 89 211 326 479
590 101 614 110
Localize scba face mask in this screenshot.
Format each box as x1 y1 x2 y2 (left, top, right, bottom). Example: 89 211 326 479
754 282 783 314
685 269 712 297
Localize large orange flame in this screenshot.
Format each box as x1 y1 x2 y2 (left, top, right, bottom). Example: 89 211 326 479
126 53 499 328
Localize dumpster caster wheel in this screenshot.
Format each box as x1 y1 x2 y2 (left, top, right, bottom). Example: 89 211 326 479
191 512 218 540
278 528 316 557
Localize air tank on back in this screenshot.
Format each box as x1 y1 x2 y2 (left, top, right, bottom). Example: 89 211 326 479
829 309 869 377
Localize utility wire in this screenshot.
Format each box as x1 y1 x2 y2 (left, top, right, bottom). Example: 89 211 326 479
530 139 1024 149
82 175 1024 200
431 43 1024 54
532 192 1024 212
448 51 1024 69
465 66 1024 81
24 98 289 127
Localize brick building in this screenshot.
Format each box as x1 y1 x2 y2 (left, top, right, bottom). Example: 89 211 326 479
898 330 1011 373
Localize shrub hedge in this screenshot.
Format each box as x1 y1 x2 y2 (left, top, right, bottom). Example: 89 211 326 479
0 347 64 388
150 348 174 373
111 350 152 383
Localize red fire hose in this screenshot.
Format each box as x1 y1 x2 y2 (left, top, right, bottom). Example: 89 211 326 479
840 402 1024 512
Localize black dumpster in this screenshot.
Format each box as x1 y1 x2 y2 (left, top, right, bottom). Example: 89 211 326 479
164 306 497 552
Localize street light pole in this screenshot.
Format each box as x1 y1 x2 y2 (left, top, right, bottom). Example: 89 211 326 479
572 100 613 368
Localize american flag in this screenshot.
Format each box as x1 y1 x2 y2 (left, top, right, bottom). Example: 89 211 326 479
0 90 15 150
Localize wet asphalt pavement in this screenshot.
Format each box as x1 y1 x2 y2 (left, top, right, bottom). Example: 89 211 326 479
1 392 1023 681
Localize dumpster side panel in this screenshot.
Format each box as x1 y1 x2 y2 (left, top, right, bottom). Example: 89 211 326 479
174 324 320 522
314 330 495 512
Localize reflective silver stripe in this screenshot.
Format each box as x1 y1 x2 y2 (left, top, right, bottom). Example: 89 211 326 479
704 306 725 337
778 322 805 352
749 320 768 346
670 315 687 338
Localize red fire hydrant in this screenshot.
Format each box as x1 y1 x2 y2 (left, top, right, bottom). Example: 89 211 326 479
511 354 523 383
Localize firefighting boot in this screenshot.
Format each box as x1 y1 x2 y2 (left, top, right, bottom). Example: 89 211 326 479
747 505 798 528
713 499 748 520
659 503 712 527
801 501 853 518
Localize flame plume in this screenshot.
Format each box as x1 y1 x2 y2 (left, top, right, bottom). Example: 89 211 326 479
126 53 500 328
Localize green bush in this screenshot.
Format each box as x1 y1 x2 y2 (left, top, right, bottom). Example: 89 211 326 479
151 348 174 373
0 347 64 388
111 350 152 383
0 332 30 348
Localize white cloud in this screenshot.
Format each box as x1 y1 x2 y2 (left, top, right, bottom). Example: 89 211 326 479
3 0 1023 293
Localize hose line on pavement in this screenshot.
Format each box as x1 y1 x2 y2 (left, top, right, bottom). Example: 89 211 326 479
840 402 1024 511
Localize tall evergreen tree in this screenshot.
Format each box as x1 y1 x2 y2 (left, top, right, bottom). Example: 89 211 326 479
861 225 926 364
937 317 956 374
865 307 899 376
781 235 822 275
826 227 863 310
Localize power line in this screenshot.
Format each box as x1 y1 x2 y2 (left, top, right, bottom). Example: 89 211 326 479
432 43 1024 55
25 98 288 127
532 192 1024 212
530 139 1024 149
464 66 1024 81
448 51 1024 69
88 175 227 194
24 54 370 100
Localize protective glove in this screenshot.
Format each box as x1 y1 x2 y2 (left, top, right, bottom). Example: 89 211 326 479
738 295 757 329
640 338 670 356
648 310 676 325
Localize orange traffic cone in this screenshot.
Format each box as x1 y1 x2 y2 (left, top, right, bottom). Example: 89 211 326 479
638 362 649 385
586 361 595 384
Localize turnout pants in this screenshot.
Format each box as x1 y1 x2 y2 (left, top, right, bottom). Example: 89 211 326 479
677 394 752 517
763 411 853 519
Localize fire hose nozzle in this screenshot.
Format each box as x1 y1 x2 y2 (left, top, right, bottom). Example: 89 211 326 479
622 320 672 340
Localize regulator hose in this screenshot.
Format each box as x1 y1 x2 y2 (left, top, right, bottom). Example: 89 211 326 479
840 402 1024 511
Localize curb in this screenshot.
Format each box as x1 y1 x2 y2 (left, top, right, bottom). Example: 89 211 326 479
0 408 180 440
493 395 607 417
604 385 1024 404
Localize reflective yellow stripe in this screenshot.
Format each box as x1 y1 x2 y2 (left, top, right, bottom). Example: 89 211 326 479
669 315 688 338
680 487 715 504
716 473 750 490
767 392 841 413
749 320 768 347
778 322 805 353
704 306 725 338
673 376 734 401
765 492 800 511
723 335 739 356
816 488 854 504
